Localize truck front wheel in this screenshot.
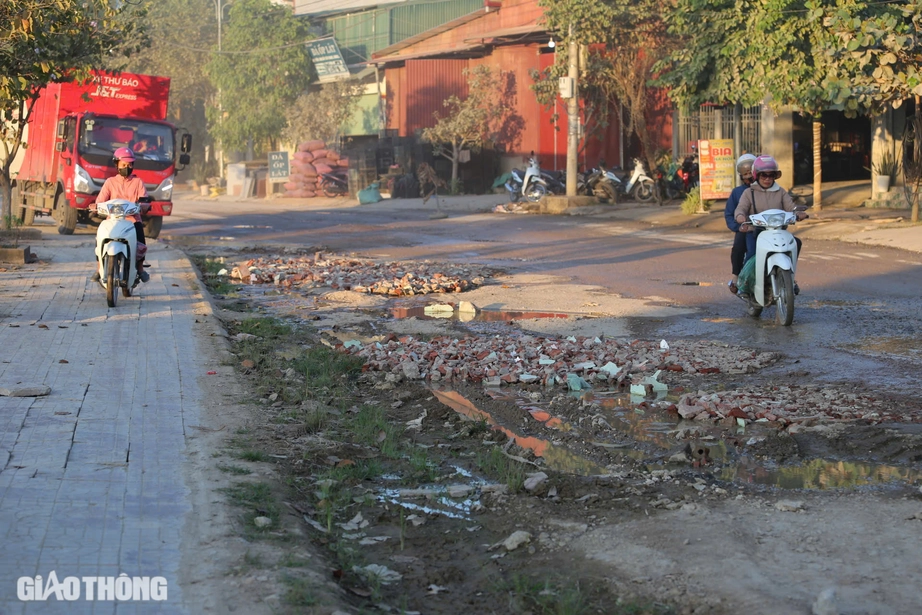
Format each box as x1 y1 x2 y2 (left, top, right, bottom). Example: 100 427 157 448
12 183 34 226
54 191 77 235
143 216 163 239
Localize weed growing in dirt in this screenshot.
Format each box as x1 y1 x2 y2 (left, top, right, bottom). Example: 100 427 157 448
406 447 439 484
191 254 237 295
476 447 526 492
282 575 318 607
348 404 401 458
217 463 252 475
235 449 269 462
219 482 280 537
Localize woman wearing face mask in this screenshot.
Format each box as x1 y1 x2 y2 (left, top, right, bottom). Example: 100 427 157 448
93 147 150 283
734 154 806 294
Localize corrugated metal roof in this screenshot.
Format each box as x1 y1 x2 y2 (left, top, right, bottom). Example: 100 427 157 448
371 8 486 58
294 0 402 18
462 23 544 43
367 44 483 64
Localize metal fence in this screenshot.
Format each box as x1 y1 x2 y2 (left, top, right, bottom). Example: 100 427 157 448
676 104 762 157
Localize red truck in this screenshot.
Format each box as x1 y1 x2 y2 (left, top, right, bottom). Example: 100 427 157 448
11 70 191 238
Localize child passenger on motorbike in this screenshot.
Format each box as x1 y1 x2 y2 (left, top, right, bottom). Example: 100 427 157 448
724 154 756 294
734 154 806 293
92 147 150 283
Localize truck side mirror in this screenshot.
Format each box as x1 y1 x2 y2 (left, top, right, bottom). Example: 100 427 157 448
179 153 191 166
181 134 192 153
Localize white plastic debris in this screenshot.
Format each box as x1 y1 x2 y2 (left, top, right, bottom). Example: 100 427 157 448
354 564 402 584
338 513 369 531
660 339 669 351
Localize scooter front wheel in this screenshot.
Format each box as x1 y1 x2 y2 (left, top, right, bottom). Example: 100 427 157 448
773 268 795 326
525 183 547 203
634 180 655 202
106 255 121 308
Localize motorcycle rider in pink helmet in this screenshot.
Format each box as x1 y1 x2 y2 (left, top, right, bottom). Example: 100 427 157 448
734 155 806 294
92 147 150 283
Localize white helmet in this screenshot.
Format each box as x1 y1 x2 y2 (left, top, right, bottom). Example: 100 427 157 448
736 154 757 174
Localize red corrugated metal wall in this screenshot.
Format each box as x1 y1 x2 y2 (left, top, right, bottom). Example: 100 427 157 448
405 59 469 136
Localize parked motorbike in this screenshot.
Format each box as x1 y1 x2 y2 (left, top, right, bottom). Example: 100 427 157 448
94 199 144 308
655 161 686 200
737 208 804 326
619 158 656 202
505 154 548 203
540 169 567 195
681 147 700 192
319 170 349 197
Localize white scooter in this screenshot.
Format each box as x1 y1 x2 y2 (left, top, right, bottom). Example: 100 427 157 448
94 199 144 308
505 153 548 203
621 158 655 202
738 208 802 326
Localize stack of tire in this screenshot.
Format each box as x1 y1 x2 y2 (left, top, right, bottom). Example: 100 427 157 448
282 140 350 198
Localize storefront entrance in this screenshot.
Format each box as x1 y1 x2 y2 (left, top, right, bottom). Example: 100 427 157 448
793 111 871 184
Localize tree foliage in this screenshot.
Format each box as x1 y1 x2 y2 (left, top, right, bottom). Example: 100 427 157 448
284 81 364 149
0 0 145 228
205 0 313 153
123 0 216 113
421 65 505 187
539 0 676 179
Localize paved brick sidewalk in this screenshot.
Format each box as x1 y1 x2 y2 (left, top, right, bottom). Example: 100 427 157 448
0 238 215 614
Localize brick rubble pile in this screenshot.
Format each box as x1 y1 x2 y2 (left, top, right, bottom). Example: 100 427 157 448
230 255 489 295
675 387 913 427
343 334 779 387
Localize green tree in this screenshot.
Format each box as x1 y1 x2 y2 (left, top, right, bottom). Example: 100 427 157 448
821 0 922 221
540 0 676 188
421 65 504 190
205 0 313 154
122 0 217 181
657 0 922 212
284 81 364 150
0 0 144 229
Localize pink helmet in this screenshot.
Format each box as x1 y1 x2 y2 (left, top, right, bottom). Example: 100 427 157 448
113 147 136 163
752 155 781 178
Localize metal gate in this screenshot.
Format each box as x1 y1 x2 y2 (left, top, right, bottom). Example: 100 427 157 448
676 104 762 157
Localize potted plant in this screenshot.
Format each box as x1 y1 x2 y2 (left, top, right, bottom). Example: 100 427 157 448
871 149 900 193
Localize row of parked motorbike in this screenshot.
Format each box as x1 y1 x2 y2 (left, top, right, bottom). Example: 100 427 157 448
505 152 699 204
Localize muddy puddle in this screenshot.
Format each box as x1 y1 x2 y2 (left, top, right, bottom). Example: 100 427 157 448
432 388 921 491
391 305 571 323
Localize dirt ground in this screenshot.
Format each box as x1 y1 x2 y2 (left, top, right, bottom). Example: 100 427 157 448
187 248 922 615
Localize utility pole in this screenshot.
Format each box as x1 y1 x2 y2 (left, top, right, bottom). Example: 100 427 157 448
565 24 579 197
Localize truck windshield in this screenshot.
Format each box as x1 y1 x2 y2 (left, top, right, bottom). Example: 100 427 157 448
78 117 174 171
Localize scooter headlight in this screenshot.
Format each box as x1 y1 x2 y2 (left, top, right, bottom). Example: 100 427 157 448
108 202 126 217
764 212 786 227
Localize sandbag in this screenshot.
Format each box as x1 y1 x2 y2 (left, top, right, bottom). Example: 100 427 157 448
337 157 349 167
312 157 334 167
298 140 324 152
310 148 328 159
324 150 339 162
283 182 300 191
314 163 333 175
737 255 756 295
292 162 317 176
293 151 314 162
302 190 316 198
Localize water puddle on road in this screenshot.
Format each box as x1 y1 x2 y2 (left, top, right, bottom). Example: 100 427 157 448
432 388 921 491
392 305 571 323
724 458 922 490
841 336 922 360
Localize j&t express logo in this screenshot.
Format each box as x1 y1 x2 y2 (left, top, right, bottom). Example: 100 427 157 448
17 571 168 601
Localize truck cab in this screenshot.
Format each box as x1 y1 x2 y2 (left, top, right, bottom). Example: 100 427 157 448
59 113 190 237
11 71 190 238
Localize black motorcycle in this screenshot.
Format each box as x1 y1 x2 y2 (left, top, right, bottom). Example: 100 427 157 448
319 171 349 197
